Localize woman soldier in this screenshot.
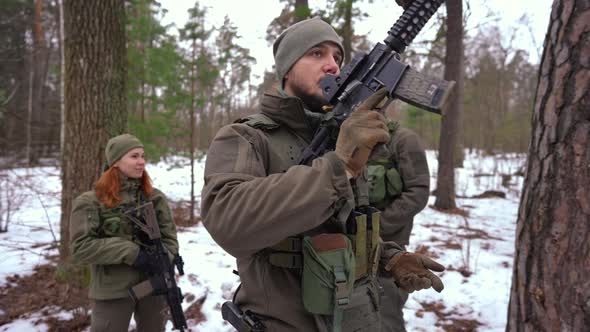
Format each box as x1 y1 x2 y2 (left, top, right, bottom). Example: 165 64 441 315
70 134 179 332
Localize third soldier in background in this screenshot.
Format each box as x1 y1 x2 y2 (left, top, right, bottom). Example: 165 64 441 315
367 108 431 331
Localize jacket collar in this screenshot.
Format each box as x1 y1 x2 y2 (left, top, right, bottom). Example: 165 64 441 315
118 172 142 197
259 90 326 142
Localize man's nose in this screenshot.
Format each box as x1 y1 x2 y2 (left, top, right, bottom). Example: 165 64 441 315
323 57 340 75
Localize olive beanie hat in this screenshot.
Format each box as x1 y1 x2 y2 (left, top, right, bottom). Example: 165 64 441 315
104 134 144 169
273 17 344 85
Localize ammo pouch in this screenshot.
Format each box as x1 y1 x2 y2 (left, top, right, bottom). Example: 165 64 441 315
367 120 403 209
367 163 402 209
301 234 355 332
96 208 134 240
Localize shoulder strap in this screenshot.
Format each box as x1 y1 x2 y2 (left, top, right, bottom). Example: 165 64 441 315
235 113 280 131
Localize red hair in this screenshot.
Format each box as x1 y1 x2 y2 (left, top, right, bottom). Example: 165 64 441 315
95 167 153 208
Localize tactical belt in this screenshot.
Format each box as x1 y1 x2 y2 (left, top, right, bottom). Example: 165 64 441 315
266 208 381 280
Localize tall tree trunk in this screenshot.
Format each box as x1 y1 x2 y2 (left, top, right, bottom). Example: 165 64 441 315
29 0 51 164
434 0 463 209
507 1 590 331
59 0 65 163
60 0 127 262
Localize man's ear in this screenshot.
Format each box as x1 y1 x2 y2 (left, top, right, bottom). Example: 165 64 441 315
112 161 120 168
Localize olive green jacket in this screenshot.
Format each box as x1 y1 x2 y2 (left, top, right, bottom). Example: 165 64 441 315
201 92 402 331
70 177 179 300
380 127 430 245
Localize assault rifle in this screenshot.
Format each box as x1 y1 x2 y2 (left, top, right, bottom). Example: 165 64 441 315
124 202 188 332
298 0 454 165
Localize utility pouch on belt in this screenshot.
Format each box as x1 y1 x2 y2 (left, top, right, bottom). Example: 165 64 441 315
302 234 355 332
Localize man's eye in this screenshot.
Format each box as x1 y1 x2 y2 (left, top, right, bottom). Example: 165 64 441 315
312 50 322 57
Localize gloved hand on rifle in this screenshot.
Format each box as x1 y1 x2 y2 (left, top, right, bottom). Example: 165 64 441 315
385 252 445 293
335 88 390 177
132 247 162 275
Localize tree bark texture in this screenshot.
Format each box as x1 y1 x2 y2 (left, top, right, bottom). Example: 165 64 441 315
507 1 590 331
435 0 463 209
60 0 127 261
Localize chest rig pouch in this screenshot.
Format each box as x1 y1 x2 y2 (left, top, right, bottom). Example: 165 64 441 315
97 207 133 240
367 121 403 210
96 193 154 247
239 113 382 331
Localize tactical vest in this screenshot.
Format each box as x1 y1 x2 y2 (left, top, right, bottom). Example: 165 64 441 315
236 113 379 279
95 192 154 248
237 113 386 331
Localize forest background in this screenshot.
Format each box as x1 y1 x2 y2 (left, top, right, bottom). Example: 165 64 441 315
2 0 589 331
0 0 546 167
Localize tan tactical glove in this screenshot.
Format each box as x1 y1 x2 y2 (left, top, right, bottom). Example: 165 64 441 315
385 252 445 293
335 88 390 177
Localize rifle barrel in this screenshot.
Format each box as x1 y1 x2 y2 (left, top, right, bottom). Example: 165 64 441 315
385 0 446 53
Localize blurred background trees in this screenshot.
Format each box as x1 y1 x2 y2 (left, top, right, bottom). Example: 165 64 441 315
0 0 540 169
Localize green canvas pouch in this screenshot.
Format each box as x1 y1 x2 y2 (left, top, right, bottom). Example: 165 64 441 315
301 234 355 318
385 167 403 197
367 164 387 205
98 209 133 240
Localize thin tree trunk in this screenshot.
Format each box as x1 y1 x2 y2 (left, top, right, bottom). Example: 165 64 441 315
189 39 197 224
434 0 463 209
27 67 34 165
59 0 65 159
507 1 590 331
342 0 353 63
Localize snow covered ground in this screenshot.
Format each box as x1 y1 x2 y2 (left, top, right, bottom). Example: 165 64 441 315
0 150 526 331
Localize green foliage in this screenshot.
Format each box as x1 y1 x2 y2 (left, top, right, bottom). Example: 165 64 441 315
126 0 184 120
128 110 178 162
398 104 441 149
124 0 195 161
294 3 312 20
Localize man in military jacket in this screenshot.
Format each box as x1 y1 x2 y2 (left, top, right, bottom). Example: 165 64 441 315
201 16 444 332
